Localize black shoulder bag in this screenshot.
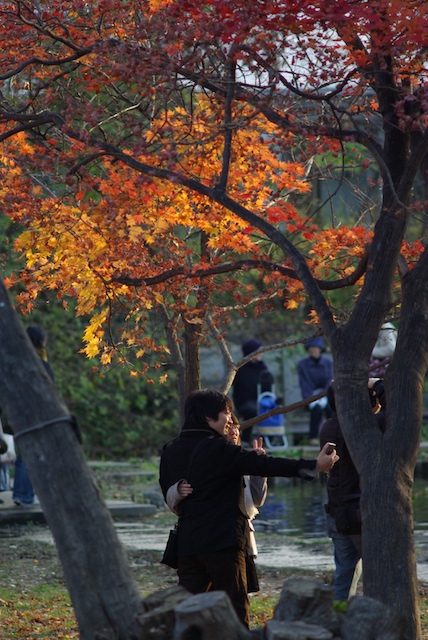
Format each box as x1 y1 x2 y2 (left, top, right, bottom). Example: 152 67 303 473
161 523 180 569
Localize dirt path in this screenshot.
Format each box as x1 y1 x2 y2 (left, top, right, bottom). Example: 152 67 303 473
5 516 428 584
0 521 330 606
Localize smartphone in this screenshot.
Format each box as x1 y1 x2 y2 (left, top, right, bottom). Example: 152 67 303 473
325 442 336 454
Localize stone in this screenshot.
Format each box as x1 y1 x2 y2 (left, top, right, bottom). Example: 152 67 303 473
340 596 409 640
274 578 339 634
137 585 191 639
265 619 333 639
174 591 253 640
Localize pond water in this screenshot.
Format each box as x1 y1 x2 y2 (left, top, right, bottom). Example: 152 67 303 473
257 477 428 539
257 477 328 539
5 476 428 579
251 477 428 577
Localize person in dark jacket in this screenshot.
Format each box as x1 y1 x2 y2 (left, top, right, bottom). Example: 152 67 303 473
298 336 333 444
166 415 268 595
13 325 54 506
232 339 274 444
159 389 338 627
319 378 385 602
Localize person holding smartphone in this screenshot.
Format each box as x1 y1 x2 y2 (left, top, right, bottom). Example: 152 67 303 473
319 378 385 604
159 388 338 628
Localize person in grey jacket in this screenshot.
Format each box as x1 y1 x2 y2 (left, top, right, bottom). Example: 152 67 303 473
159 388 338 627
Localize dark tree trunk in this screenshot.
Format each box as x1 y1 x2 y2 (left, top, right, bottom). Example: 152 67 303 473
0 281 145 639
332 360 421 639
361 461 417 639
330 248 428 640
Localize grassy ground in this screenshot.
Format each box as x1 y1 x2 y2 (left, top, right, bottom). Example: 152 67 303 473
0 524 326 638
1 525 428 639
1 460 428 638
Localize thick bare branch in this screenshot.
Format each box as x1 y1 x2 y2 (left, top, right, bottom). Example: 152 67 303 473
112 254 368 290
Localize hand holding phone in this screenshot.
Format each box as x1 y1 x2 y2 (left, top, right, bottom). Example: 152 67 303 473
325 442 336 455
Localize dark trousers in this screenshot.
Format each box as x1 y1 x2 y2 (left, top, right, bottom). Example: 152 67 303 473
12 455 35 504
177 547 249 627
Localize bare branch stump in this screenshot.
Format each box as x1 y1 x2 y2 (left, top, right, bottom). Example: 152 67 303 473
273 579 339 633
173 591 253 640
137 585 191 639
340 596 409 640
265 619 333 639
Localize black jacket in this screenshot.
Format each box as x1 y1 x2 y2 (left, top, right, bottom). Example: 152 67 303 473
319 380 385 511
232 361 273 420
159 427 317 556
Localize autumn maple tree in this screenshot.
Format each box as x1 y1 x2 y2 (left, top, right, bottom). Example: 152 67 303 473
3 101 318 403
1 0 428 638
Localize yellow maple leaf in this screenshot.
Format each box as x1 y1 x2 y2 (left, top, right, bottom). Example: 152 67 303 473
100 350 113 365
285 299 299 310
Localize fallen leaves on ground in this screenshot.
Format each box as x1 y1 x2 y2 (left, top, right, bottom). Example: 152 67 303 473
0 592 78 639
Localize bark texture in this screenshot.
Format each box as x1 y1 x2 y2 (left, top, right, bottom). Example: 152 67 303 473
0 281 146 639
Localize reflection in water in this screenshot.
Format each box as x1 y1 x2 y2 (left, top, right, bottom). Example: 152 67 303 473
257 477 329 539
257 477 428 539
2 478 428 559
2 477 428 576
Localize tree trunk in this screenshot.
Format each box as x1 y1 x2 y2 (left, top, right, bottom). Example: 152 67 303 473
332 363 421 639
331 252 428 640
333 376 421 639
360 461 418 640
0 281 145 639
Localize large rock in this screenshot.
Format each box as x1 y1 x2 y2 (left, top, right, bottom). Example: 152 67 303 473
265 619 333 639
174 591 253 640
137 585 191 639
273 578 340 634
340 596 409 640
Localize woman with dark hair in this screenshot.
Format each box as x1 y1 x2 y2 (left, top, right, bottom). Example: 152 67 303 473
166 414 268 594
159 388 338 627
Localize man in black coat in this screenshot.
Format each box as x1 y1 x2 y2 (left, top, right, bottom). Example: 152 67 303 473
232 339 273 444
159 389 337 627
319 379 385 602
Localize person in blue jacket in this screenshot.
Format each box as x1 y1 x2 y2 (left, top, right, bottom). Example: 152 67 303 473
297 336 333 444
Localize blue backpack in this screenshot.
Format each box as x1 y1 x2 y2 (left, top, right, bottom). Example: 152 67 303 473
257 391 284 427
254 388 288 449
